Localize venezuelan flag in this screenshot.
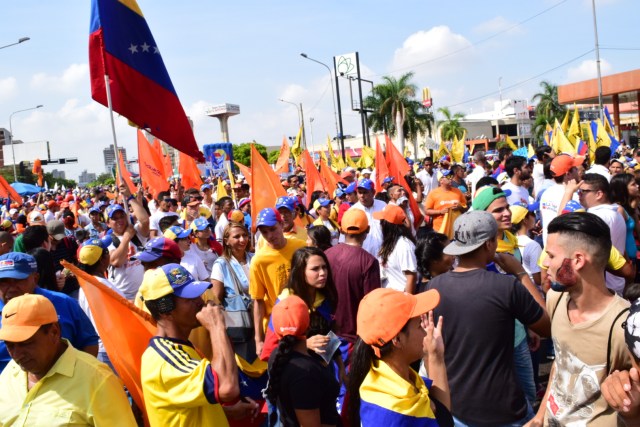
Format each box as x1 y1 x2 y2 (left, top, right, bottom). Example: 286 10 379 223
576 139 588 156
89 0 204 161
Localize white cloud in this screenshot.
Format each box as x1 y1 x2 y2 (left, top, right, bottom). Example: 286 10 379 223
473 16 524 36
30 63 89 93
0 77 18 101
566 58 613 82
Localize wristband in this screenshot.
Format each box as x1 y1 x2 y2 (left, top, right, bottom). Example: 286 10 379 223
515 271 527 278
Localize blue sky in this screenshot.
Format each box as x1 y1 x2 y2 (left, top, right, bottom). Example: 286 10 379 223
1 0 637 181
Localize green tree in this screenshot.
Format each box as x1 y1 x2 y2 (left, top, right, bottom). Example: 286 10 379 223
364 72 427 155
232 142 267 166
267 150 281 164
87 173 115 187
437 107 466 141
531 81 566 144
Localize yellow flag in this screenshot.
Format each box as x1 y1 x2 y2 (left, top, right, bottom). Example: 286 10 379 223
505 135 518 151
345 151 357 168
544 122 553 147
595 119 612 148
551 119 575 154
567 105 581 146
435 139 449 161
581 122 597 163
560 110 570 133
451 134 464 163
216 177 228 200
319 150 328 164
327 136 336 162
226 163 236 202
527 143 535 159
291 126 303 164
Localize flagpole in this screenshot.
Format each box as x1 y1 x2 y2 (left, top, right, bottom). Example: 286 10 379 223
103 74 131 213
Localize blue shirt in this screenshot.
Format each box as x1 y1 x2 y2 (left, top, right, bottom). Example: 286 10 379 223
0 287 99 373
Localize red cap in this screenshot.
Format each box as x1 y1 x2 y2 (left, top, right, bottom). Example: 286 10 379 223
373 204 406 225
272 295 309 339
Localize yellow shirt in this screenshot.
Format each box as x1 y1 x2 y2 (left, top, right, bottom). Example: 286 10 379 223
249 238 306 319
0 341 136 427
141 336 228 427
255 225 308 253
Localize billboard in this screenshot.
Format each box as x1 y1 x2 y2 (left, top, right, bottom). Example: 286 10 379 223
203 143 234 177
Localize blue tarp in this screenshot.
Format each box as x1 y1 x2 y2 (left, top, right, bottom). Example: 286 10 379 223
10 182 43 196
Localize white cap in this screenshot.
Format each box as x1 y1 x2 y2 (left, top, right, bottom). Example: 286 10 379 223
361 168 372 175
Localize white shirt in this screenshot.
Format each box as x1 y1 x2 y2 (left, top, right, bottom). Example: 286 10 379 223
107 225 148 300
79 276 124 354
540 183 566 246
467 165 487 198
44 210 56 223
380 236 416 292
532 162 545 198
502 182 530 206
149 210 178 233
189 242 218 275
181 246 210 281
214 214 229 242
588 203 627 294
350 199 387 257
586 164 612 182
516 234 542 283
416 169 436 196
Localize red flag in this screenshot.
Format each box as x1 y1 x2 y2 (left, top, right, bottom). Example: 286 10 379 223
117 151 137 195
137 130 168 198
89 0 204 161
319 159 345 196
234 161 252 182
375 136 390 191
250 145 286 231
178 151 203 190
385 138 423 228
0 175 23 204
63 261 156 426
274 137 291 175
300 150 326 193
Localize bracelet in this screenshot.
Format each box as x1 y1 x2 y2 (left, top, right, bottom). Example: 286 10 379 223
515 271 527 278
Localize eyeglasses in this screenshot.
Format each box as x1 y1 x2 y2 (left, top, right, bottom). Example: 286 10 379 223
577 189 595 195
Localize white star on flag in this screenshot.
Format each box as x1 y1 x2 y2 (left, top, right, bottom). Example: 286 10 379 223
140 42 150 52
128 44 138 54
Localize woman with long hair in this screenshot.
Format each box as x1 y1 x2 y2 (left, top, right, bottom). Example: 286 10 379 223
415 232 455 293
306 224 333 252
611 173 640 262
265 295 341 427
347 288 451 426
375 204 418 293
312 198 340 246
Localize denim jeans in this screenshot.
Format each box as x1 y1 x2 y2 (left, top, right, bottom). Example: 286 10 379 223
513 338 537 405
453 403 535 427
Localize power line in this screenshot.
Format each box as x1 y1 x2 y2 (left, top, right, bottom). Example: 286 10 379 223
600 46 640 51
372 0 569 78
441 49 595 109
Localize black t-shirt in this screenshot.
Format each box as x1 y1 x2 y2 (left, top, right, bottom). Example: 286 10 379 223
427 268 543 425
268 350 341 427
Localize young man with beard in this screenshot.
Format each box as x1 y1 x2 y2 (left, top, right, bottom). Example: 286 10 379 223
503 155 531 206
530 212 631 426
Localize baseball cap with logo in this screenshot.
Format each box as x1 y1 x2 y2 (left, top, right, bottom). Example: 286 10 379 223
190 217 210 232
77 238 108 266
341 209 369 235
443 210 499 256
561 200 586 215
0 294 58 342
106 204 126 219
275 196 296 212
357 179 375 191
256 208 282 228
550 154 585 177
136 237 182 263
357 288 440 357
27 211 45 226
373 204 407 225
163 226 191 241
0 253 38 280
313 198 332 211
272 295 310 339
139 263 211 301
344 182 357 194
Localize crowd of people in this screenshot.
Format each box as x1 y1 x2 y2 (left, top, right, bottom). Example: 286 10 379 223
2 143 640 426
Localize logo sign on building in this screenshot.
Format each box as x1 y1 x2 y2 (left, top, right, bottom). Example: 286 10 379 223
514 100 529 120
422 87 432 108
335 52 357 77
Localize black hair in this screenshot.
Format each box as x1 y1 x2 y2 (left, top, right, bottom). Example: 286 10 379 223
547 212 611 268
543 159 554 180
157 190 171 203
144 295 176 321
423 156 433 164
535 145 553 161
378 220 416 266
594 146 612 166
23 225 49 252
307 225 332 252
415 232 449 279
16 214 27 227
505 155 527 178
582 173 611 201
265 335 298 426
287 175 299 184
158 215 179 233
450 164 463 175
27 247 57 291
498 147 513 162
216 196 233 207
307 191 324 211
610 173 635 214
374 192 390 203
475 176 499 192
287 247 337 311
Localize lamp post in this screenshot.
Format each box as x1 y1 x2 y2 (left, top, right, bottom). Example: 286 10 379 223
0 37 30 51
300 53 340 140
9 105 43 182
279 99 307 149
591 0 604 119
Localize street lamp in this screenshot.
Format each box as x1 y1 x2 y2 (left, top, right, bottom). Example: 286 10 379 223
9 104 43 182
300 53 340 140
0 37 30 51
279 99 307 149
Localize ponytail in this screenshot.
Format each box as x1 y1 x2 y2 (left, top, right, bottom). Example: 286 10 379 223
265 335 297 425
347 338 374 427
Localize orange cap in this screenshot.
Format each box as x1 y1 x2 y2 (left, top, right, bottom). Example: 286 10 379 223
272 295 309 339
341 209 369 234
373 204 406 225
550 154 585 177
0 294 58 342
357 288 440 357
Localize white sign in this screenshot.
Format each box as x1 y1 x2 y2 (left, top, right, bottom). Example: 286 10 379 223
205 104 240 117
335 52 357 77
519 123 531 136
514 100 529 120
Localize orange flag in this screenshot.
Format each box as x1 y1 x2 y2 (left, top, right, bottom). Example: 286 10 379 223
300 150 326 193
0 175 23 203
62 261 156 426
179 151 203 190
137 130 168 198
250 144 286 231
118 151 137 195
385 138 423 229
32 158 44 187
152 138 173 179
234 161 252 182
375 136 390 191
274 137 291 175
319 159 345 196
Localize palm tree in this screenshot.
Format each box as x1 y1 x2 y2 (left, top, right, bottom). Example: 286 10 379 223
437 106 466 141
364 72 420 154
531 81 566 144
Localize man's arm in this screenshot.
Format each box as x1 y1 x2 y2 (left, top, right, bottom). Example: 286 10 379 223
253 300 266 357
109 225 135 268
525 362 554 426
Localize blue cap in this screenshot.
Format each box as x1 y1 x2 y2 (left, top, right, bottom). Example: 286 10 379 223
136 237 183 263
88 206 101 214
106 204 126 219
164 226 192 241
275 196 296 212
200 184 212 191
357 178 375 191
383 176 395 184
190 217 210 231
334 188 345 198
315 198 332 208
256 208 282 227
0 253 38 280
139 263 212 301
345 182 357 194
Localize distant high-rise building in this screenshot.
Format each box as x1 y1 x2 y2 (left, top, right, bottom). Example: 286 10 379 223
78 170 97 187
103 144 127 174
51 169 66 180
